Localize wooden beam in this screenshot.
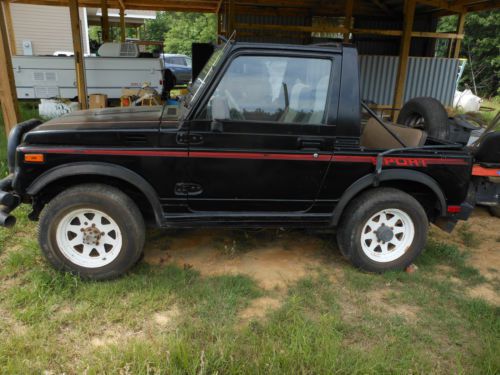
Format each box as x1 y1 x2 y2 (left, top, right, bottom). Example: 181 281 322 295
215 0 223 13
68 0 88 109
393 0 416 121
416 0 464 12
236 22 349 34
0 0 20 135
3 1 16 55
119 6 125 42
343 0 354 42
236 23 463 39
453 12 466 58
117 0 124 9
101 0 109 42
369 0 393 15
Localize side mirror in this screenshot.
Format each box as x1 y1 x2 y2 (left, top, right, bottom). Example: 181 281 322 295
210 96 229 132
211 119 224 133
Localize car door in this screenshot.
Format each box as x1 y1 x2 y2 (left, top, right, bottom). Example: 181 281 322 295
184 53 338 213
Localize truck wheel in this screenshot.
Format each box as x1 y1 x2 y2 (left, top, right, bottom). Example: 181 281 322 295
39 184 145 280
489 206 500 218
397 97 450 140
337 188 428 272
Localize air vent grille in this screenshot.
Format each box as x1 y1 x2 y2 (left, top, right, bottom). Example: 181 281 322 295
34 86 60 98
120 43 139 57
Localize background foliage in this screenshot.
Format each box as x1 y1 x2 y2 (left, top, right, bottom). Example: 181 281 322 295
438 10 500 98
144 12 217 56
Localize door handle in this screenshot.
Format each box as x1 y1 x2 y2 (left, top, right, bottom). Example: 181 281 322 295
176 132 204 145
298 137 324 150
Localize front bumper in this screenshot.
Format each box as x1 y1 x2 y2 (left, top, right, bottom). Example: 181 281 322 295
0 174 20 227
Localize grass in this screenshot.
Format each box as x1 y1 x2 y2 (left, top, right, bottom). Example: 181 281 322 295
0 104 499 373
480 97 500 127
458 223 482 248
0 211 498 373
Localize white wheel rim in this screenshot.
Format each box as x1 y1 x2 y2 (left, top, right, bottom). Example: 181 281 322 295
56 208 123 268
360 208 415 263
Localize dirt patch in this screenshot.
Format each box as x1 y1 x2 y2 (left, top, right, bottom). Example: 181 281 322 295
238 296 282 324
0 307 27 335
467 284 500 306
87 306 181 348
431 208 500 281
366 289 420 321
144 229 341 290
153 305 180 329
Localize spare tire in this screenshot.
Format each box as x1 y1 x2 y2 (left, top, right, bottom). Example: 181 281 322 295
397 97 450 140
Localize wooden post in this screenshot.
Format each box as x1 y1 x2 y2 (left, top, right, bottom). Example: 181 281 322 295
392 0 416 121
120 7 126 43
453 12 466 59
217 11 221 41
3 0 16 55
228 0 235 36
343 0 354 43
216 0 223 40
0 0 20 135
447 39 454 58
69 0 88 110
101 0 109 42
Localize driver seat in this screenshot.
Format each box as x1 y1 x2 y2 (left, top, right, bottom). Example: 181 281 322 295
361 118 427 149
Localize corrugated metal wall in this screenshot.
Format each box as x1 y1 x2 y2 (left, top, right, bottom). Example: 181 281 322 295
354 16 437 56
359 55 459 106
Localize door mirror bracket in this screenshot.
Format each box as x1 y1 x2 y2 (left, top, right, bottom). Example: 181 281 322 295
211 119 224 132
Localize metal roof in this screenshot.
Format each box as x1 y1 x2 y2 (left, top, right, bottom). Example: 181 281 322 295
9 0 500 15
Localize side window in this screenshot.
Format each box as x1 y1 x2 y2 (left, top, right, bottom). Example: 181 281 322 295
200 55 332 124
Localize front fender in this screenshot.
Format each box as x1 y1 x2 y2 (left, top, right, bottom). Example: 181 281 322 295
331 169 447 226
26 162 164 225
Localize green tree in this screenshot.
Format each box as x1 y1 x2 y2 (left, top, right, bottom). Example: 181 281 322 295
143 11 173 42
142 12 216 56
163 13 217 55
438 10 500 97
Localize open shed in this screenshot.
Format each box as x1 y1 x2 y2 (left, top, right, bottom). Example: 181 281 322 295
1 0 499 135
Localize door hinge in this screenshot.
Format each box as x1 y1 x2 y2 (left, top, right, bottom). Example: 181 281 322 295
176 132 203 145
175 182 203 196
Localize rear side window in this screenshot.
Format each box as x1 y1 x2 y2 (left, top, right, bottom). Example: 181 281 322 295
200 55 332 124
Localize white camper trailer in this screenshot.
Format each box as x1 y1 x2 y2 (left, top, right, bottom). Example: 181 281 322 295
12 43 164 100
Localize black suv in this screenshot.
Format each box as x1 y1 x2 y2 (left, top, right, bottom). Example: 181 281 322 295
1 42 499 279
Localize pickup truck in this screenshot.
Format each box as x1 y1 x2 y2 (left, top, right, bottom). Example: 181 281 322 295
1 42 499 280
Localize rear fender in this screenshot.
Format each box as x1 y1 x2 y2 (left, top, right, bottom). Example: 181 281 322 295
331 169 447 226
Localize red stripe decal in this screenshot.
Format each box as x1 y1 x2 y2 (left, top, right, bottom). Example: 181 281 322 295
21 147 188 158
19 147 468 166
190 151 332 161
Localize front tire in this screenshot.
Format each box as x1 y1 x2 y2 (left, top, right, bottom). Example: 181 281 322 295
39 184 145 280
337 188 428 272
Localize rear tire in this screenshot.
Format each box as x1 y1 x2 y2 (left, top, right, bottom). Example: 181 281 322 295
39 184 145 280
397 97 450 140
337 188 428 272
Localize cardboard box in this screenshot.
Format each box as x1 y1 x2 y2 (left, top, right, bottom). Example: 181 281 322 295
89 94 108 109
